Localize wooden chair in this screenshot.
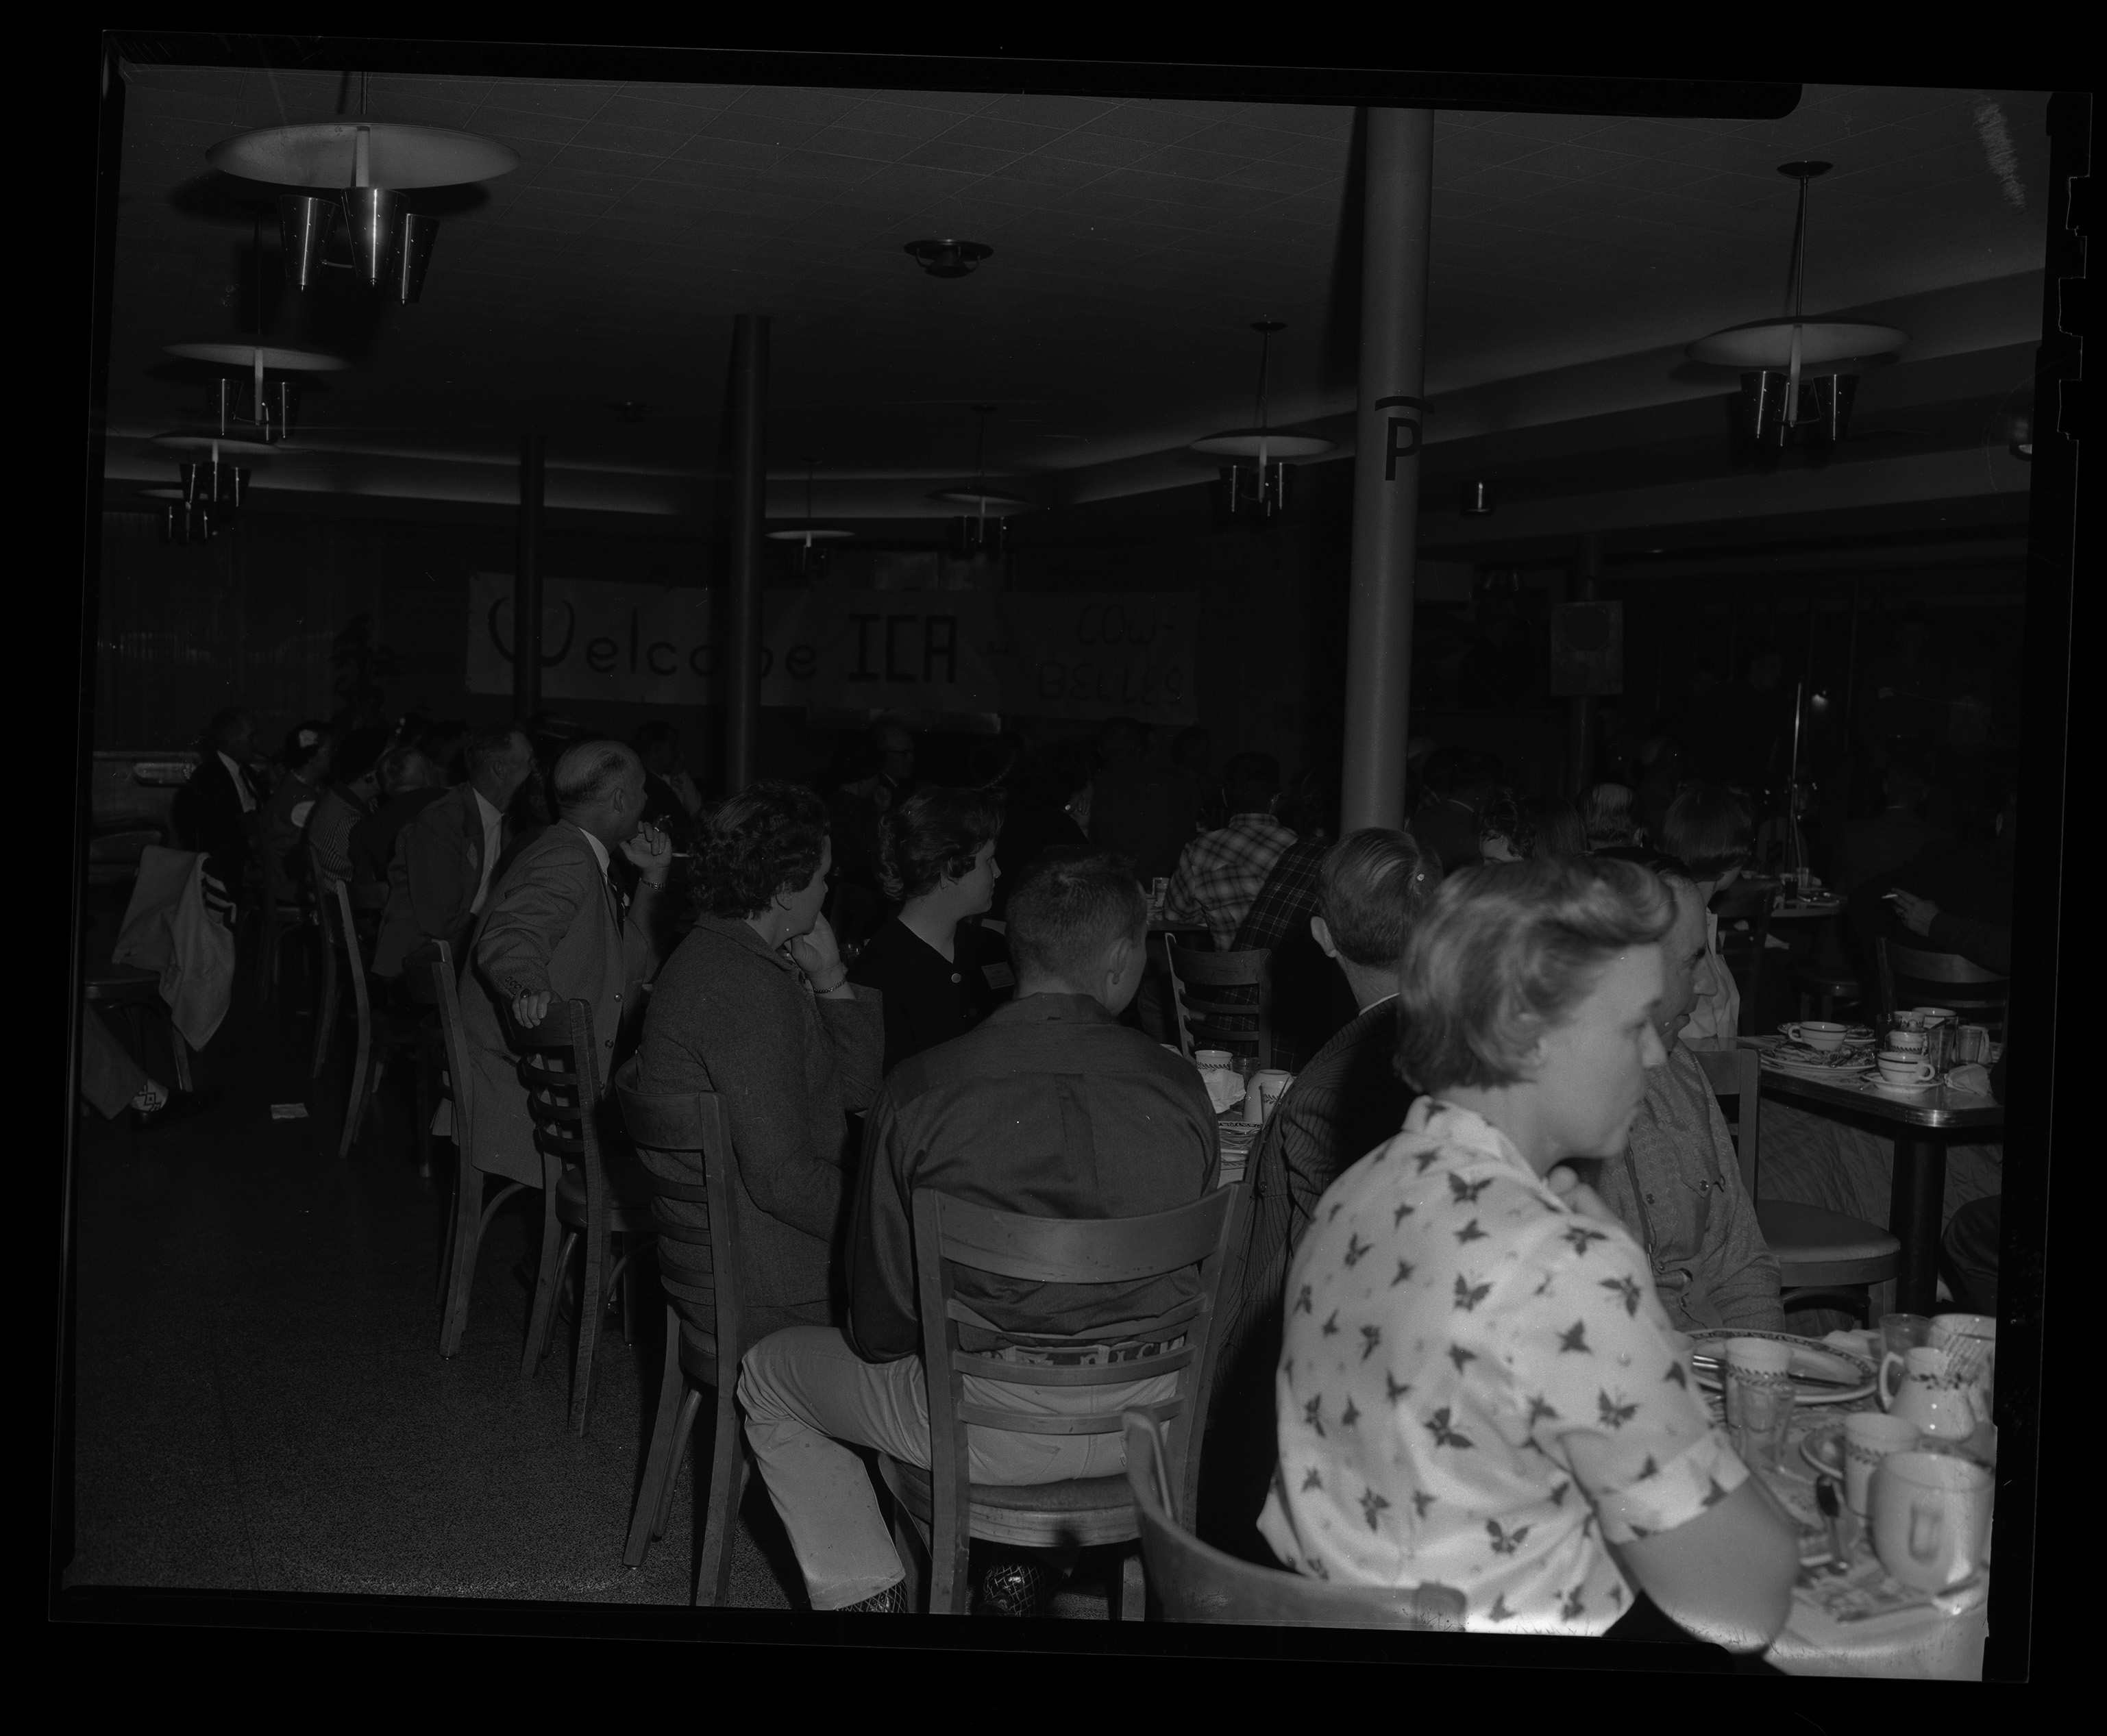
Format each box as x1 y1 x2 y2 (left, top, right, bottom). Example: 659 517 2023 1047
1794 964 1864 1021
1709 883 1774 1039
513 997 655 1435
81 965 193 1093
1120 1411 1466 1629
410 940 525 1359
1699 1045 1899 1324
878 1182 1246 1617
1166 943 1274 1069
613 1069 748 1601
320 876 393 1158
1875 938 2008 1039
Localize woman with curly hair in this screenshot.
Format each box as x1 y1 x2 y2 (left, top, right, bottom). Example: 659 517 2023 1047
848 786 1012 1073
631 782 885 1347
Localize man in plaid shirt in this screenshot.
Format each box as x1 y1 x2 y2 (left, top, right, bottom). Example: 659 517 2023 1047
1165 753 1297 949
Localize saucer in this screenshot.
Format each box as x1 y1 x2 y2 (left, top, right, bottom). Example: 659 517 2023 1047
1866 1076 1936 1097
1801 1422 1846 1478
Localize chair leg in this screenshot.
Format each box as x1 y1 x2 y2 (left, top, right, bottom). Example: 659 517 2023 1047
695 1385 748 1607
338 1018 373 1159
619 1247 635 1346
438 1164 484 1358
625 1322 689 1568
169 1025 193 1094
657 1385 704 1543
570 1224 606 1435
310 944 339 1080
930 1503 972 1615
521 1206 569 1380
413 1052 435 1180
1116 1546 1146 1621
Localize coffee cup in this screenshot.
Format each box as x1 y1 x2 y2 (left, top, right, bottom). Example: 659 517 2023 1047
1954 1024 1991 1065
1891 1010 1927 1031
1876 1051 1936 1085
1252 1069 1294 1121
1886 1027 1929 1054
1194 1050 1234 1071
1784 1020 1849 1052
1871 1450 1993 1591
1843 1412 1921 1516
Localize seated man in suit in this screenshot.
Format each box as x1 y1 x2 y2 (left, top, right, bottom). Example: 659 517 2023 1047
737 847 1219 1615
1201 828 1439 1559
458 741 669 1195
373 724 537 980
1828 754 1943 897
1590 848 1784 1335
175 707 264 896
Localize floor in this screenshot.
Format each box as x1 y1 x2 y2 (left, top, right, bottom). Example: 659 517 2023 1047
62 921 1125 1620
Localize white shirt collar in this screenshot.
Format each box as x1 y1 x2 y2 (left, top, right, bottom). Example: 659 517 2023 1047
217 750 256 812
472 786 504 828
578 826 611 876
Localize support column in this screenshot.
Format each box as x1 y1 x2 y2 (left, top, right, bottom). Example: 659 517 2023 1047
726 313 769 795
1568 534 1602 797
1340 107 1433 834
513 432 545 719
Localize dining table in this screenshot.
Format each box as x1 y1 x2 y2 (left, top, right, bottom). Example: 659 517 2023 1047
1723 1339 1991 1679
1748 1037 2004 1315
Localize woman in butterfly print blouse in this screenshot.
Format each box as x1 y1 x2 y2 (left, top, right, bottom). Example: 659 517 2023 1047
1258 856 1801 1647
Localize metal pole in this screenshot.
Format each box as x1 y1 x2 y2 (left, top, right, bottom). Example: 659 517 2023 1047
1568 534 1602 797
513 432 544 719
726 313 769 794
1839 581 1863 816
1340 106 1433 832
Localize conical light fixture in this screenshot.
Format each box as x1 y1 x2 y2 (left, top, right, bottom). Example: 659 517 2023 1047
210 77 515 308
767 459 854 580
1190 321 1334 517
1686 163 1907 447
928 406 1035 559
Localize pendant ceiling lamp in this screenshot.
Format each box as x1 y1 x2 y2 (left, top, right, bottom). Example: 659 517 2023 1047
928 406 1035 560
767 460 854 580
1687 162 1907 447
208 77 516 307
1190 321 1334 517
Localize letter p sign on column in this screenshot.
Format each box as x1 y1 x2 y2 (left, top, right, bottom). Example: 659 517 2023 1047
1375 396 1425 482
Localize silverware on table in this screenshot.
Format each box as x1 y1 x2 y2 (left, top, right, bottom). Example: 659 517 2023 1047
1814 1476 1850 1573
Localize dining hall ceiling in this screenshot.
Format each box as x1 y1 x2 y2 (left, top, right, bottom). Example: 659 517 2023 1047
100 66 2050 536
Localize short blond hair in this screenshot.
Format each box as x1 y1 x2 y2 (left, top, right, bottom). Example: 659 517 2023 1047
1396 856 1673 1093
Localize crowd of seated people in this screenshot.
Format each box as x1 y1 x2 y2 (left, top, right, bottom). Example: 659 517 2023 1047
149 702 1987 1653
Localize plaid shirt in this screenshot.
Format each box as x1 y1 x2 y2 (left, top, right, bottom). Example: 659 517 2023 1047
1232 836 1329 954
1167 813 1299 950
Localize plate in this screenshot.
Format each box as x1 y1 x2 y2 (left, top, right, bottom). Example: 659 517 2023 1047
1801 1422 1847 1478
1688 1329 1878 1406
1774 1024 1873 1043
1864 1077 1936 1098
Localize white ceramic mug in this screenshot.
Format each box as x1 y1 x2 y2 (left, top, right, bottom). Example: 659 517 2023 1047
1194 1049 1233 1071
1871 1450 1993 1591
1252 1069 1293 1121
1876 1051 1937 1085
1880 1345 1979 1439
1784 1020 1848 1052
1843 1412 1921 1517
1886 1027 1930 1054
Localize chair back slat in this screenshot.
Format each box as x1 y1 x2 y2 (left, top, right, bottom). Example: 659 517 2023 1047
615 1070 743 1378
1875 938 2008 1034
1120 1411 1466 1630
1167 944 1272 1069
1692 1043 1762 1198
911 1182 1247 1530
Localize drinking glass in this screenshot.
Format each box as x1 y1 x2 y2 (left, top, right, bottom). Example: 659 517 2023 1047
1723 1337 1796 1474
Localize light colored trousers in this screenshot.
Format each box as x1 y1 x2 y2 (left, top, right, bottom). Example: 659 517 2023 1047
737 1326 1176 1610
